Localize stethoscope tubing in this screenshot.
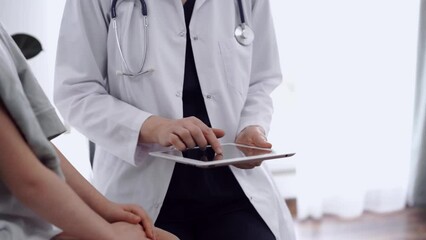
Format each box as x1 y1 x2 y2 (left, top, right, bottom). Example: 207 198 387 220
111 0 252 77
111 0 148 18
111 0 150 77
237 0 246 25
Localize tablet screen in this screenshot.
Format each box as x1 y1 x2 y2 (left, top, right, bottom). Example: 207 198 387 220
164 145 273 162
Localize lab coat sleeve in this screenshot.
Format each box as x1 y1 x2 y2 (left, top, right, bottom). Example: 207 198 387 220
237 0 283 136
54 0 151 165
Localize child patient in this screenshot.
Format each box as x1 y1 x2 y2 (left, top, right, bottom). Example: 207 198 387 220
0 22 177 240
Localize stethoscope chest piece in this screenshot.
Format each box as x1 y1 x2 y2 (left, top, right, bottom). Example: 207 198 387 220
235 23 254 46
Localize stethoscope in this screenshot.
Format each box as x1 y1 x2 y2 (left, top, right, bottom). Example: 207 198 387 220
111 0 151 77
234 0 255 46
111 0 255 77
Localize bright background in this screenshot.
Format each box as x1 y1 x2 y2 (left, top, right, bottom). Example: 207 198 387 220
267 0 420 219
0 0 421 219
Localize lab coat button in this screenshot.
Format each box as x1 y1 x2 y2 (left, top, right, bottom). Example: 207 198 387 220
179 31 186 37
206 94 212 100
176 91 182 97
193 36 199 41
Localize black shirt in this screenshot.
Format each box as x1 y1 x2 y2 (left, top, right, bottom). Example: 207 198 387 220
162 0 245 204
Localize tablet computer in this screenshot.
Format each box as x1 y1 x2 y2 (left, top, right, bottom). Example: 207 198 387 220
149 143 295 168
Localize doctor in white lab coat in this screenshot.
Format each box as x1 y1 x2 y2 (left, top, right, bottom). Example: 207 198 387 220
54 0 295 239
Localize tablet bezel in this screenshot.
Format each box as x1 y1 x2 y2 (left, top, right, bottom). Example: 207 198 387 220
149 143 295 168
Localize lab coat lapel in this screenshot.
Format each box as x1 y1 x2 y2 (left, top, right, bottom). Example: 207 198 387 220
193 0 209 13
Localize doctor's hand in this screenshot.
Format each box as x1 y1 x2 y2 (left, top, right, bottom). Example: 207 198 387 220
234 125 272 169
140 116 225 154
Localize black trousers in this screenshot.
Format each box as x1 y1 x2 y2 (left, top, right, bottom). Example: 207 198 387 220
155 195 276 240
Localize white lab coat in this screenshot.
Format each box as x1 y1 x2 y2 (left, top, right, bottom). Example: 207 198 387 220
54 0 295 239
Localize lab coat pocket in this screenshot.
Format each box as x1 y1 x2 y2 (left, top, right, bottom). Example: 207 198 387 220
218 37 252 101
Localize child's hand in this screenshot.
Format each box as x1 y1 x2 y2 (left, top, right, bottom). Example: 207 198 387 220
110 222 151 240
102 202 156 240
52 221 153 240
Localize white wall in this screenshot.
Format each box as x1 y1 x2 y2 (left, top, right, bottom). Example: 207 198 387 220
0 0 48 93
267 0 419 199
